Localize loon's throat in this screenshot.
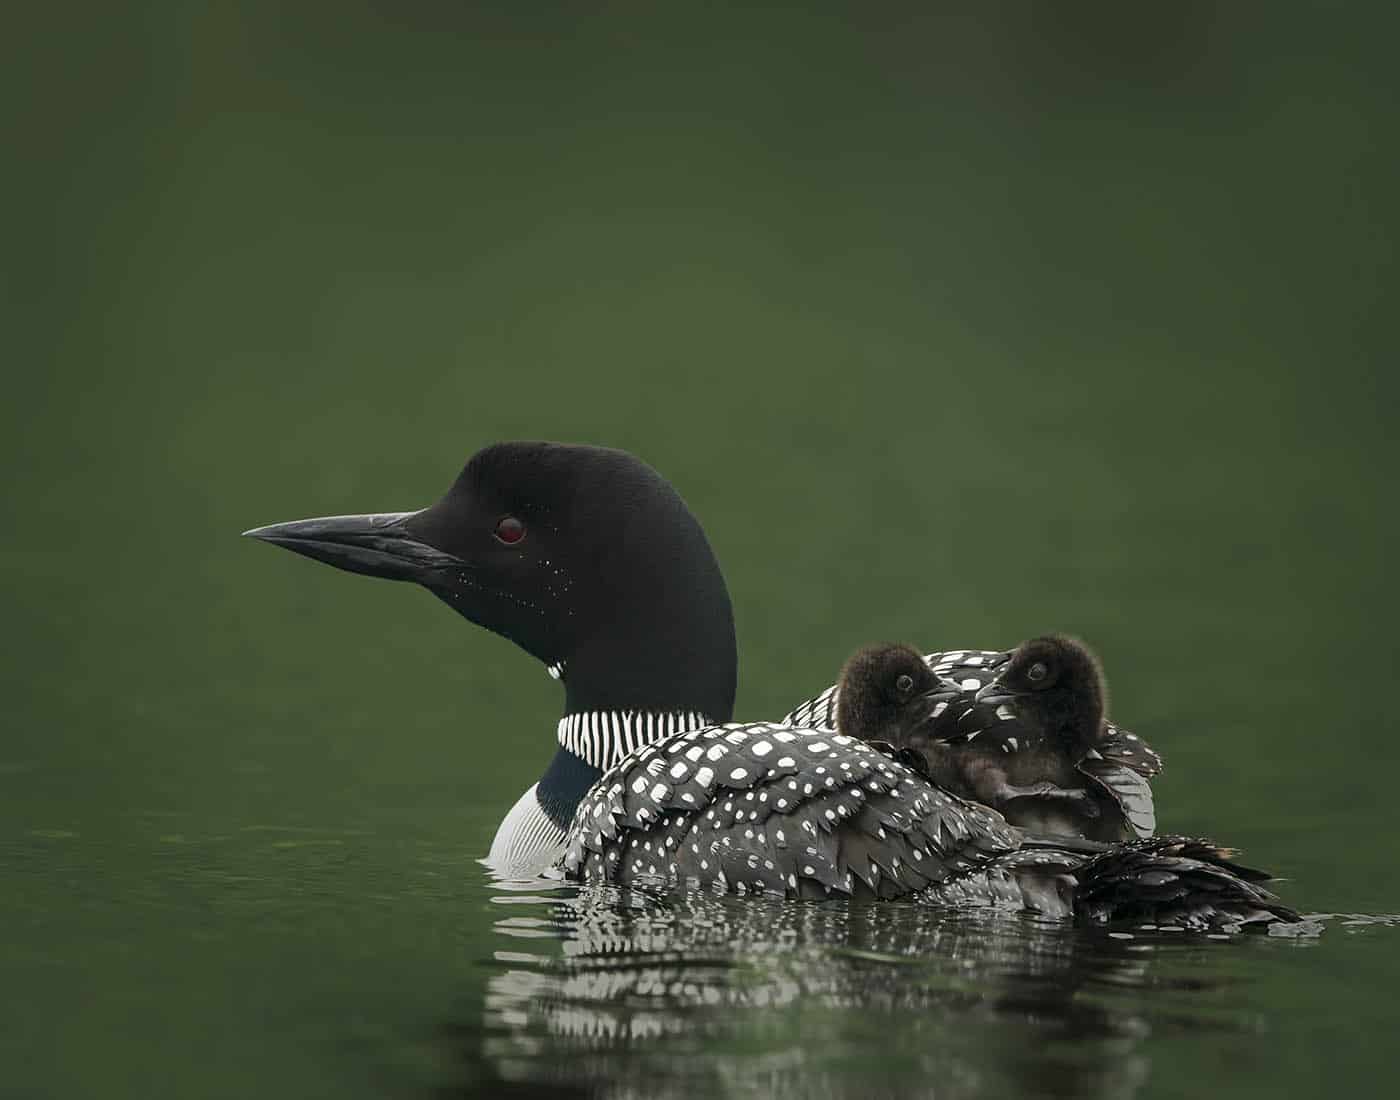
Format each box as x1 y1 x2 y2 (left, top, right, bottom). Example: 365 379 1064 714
556 710 712 772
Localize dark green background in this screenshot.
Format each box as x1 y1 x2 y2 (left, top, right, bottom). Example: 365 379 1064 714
4 4 1397 1098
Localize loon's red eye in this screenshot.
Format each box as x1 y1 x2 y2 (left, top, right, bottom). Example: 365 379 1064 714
493 516 526 545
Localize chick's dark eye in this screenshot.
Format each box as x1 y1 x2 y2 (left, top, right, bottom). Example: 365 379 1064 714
1027 661 1049 683
895 674 914 695
493 516 526 545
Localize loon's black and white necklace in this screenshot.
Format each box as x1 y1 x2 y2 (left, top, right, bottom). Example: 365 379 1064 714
487 702 713 876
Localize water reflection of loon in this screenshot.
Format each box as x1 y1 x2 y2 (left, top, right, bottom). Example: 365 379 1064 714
472 884 1301 1099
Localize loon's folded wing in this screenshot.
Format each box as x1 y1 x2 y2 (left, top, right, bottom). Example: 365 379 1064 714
1096 723 1164 777
561 722 1019 900
1078 750 1157 838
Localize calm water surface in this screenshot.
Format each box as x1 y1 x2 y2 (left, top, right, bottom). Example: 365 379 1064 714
5 766 1397 1099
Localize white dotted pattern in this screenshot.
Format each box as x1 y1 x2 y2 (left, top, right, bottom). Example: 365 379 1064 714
560 720 1019 900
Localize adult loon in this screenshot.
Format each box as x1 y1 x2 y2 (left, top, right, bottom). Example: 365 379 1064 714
783 645 1161 838
246 441 1294 925
837 641 1147 842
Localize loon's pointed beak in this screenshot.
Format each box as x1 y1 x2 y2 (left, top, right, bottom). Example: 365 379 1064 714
242 511 465 582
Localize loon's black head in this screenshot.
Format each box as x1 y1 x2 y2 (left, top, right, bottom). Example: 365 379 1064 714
835 643 962 746
974 635 1106 755
244 441 737 721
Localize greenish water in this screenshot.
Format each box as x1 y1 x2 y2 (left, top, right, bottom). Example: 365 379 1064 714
4 4 1399 1097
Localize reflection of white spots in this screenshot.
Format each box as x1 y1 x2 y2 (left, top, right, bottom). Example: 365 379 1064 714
961 679 980 690
996 705 1015 721
1006 737 1019 752
933 702 948 718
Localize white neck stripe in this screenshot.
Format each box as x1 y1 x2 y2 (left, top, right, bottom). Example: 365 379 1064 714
556 710 710 770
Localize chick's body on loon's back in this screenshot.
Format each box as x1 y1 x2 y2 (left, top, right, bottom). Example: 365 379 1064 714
246 441 1296 927
785 643 1162 842
830 638 1157 844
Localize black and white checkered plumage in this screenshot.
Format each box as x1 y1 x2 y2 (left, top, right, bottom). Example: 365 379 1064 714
783 649 1162 839
561 721 1019 900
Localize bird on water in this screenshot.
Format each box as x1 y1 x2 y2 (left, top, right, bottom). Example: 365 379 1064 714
245 441 1295 927
836 640 1153 842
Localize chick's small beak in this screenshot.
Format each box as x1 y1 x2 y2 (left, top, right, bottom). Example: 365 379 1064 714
916 676 964 720
925 676 964 703
974 678 1018 709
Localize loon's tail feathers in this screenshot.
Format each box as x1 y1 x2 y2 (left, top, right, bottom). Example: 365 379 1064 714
921 834 1299 930
1071 836 1300 930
